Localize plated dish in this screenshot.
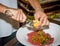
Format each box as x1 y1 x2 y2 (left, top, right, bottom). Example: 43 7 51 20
16 23 60 46
27 30 54 46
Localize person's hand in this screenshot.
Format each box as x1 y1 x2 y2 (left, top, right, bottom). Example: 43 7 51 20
5 9 27 23
34 11 49 27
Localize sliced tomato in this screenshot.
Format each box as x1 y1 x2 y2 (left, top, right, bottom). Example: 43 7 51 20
46 38 54 44
27 31 54 46
46 33 51 38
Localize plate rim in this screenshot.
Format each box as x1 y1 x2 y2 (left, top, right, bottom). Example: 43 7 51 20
16 23 60 46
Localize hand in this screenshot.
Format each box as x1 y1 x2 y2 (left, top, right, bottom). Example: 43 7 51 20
5 9 27 23
34 11 49 27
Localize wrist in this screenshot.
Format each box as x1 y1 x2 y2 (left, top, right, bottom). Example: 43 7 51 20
4 8 13 16
35 8 44 13
35 9 45 14
1 4 9 13
4 7 9 14
1 6 10 14
0 5 7 13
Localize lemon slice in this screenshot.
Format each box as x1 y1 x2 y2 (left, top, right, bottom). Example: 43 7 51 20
33 20 40 28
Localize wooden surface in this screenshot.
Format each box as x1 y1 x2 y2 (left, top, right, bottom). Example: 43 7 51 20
49 19 60 25
40 0 58 4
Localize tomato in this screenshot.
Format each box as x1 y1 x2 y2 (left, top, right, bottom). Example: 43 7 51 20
46 33 51 38
46 38 54 44
27 31 54 46
27 32 41 45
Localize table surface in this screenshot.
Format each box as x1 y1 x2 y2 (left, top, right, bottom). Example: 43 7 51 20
4 19 60 46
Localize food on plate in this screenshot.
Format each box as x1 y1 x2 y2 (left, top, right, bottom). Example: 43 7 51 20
27 31 54 46
33 20 40 28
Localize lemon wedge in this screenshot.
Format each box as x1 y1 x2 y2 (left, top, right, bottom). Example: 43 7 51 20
33 20 40 28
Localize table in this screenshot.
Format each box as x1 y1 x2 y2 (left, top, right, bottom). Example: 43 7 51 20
4 19 60 46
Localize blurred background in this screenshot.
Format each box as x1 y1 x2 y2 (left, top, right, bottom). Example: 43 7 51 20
18 0 60 21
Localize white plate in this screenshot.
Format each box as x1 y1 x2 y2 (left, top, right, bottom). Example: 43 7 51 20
16 23 60 46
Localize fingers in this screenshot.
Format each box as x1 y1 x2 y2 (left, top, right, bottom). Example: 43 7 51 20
8 9 27 23
46 20 50 25
41 17 47 26
16 11 20 21
19 13 23 22
39 16 44 26
22 13 27 22
34 14 49 26
34 13 40 20
18 10 27 22
40 18 49 26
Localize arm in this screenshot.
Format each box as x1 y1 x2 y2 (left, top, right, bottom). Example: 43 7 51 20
0 3 27 22
28 0 43 12
28 0 49 27
0 3 8 13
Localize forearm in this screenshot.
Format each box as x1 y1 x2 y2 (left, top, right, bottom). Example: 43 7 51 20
0 3 8 13
28 0 43 12
0 3 18 15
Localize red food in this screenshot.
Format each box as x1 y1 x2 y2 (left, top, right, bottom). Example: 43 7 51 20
46 38 54 44
27 31 54 46
27 32 41 45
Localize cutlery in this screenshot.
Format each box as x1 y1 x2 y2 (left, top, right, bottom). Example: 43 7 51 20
22 19 49 31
